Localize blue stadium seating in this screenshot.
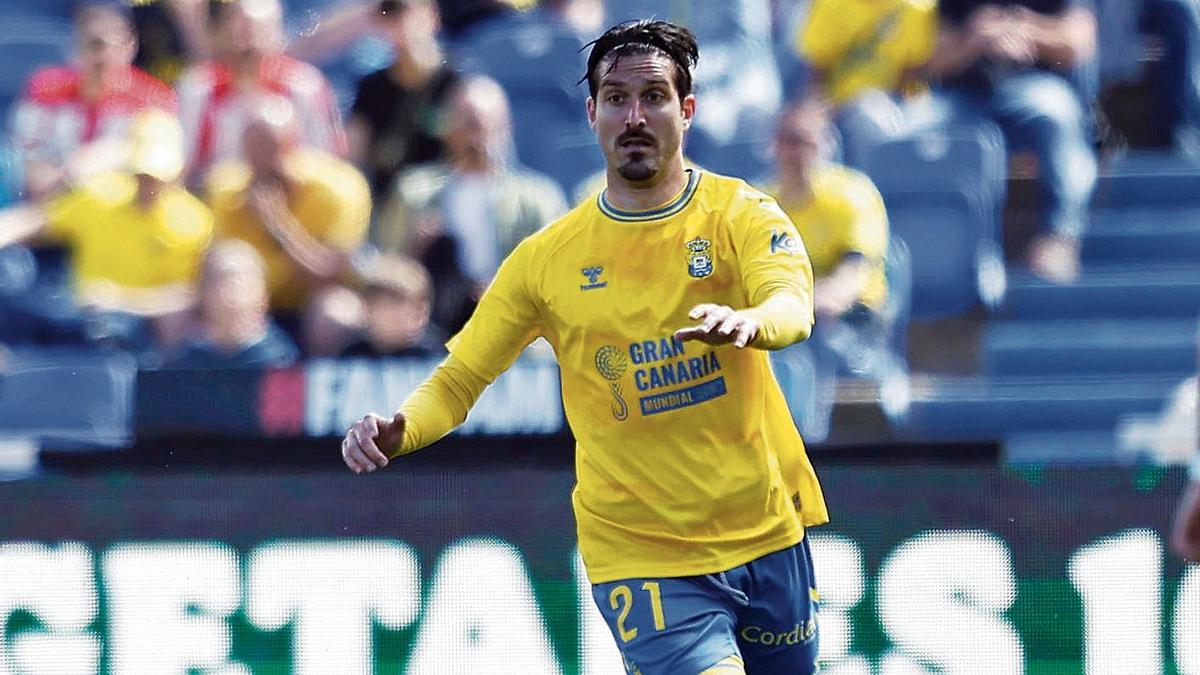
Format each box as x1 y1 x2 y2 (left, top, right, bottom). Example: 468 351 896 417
939 152 1200 460
864 124 1008 320
0 18 72 120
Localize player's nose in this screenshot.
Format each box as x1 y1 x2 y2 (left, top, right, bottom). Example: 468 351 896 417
623 100 647 127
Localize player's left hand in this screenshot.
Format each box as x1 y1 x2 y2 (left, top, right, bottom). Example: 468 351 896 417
674 303 760 348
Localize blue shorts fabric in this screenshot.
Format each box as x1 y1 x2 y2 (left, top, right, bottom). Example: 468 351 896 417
590 538 820 674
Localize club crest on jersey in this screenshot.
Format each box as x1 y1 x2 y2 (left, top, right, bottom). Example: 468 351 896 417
685 237 714 278
580 266 608 290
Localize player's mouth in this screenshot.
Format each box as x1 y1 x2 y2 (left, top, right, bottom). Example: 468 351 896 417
618 131 655 150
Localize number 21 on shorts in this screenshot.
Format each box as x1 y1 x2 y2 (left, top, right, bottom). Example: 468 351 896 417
609 581 667 641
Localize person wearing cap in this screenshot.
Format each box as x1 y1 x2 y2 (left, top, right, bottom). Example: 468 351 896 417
0 108 212 347
11 0 178 200
342 20 826 673
341 254 446 359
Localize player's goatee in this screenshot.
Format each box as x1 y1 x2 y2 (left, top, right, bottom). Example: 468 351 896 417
619 159 655 181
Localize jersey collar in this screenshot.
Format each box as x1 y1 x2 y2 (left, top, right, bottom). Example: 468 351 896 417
598 169 701 223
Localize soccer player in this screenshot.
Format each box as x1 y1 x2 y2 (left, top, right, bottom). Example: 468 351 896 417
1173 458 1200 563
1171 336 1200 563
341 20 827 674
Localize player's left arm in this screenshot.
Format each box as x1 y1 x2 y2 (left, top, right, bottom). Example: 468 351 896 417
674 190 814 350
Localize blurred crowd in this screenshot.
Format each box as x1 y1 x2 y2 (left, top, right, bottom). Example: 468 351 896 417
0 0 1195 392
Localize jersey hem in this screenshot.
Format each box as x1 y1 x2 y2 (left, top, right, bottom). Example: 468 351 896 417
582 527 805 584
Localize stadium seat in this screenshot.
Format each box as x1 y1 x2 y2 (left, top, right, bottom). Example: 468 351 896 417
0 18 73 119
864 124 1009 319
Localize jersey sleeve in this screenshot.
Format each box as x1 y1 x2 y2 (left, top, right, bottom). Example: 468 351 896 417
445 236 545 382
730 186 816 348
394 354 489 457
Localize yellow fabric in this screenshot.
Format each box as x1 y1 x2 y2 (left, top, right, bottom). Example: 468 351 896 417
769 165 889 310
396 355 488 455
400 170 829 583
44 172 212 302
206 149 370 311
799 0 938 104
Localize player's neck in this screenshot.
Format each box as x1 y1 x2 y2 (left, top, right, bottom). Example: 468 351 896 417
604 160 689 214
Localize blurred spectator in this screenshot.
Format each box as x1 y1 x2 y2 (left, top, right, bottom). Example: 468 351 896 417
204 96 370 349
437 0 518 41
0 109 211 349
171 239 299 368
539 0 604 38
177 0 346 179
342 254 446 357
130 0 212 85
303 285 367 357
348 0 460 198
11 0 178 199
375 75 567 334
766 99 901 442
796 0 939 167
924 0 1099 284
1138 0 1200 153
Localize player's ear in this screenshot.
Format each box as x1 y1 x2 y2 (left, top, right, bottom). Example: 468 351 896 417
586 97 597 129
680 93 696 130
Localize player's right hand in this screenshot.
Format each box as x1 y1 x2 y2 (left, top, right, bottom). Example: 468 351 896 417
341 412 405 474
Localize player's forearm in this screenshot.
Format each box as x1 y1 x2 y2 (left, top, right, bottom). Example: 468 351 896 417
393 355 488 457
1171 483 1200 561
742 292 814 350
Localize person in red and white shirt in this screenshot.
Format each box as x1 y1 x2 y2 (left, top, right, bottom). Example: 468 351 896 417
176 0 346 182
11 1 178 199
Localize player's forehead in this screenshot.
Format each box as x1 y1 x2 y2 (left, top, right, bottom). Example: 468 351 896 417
597 51 678 92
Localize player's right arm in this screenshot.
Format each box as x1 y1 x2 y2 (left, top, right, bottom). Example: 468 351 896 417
341 236 545 473
1171 481 1200 562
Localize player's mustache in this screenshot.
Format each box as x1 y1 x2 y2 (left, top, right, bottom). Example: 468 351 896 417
618 130 656 146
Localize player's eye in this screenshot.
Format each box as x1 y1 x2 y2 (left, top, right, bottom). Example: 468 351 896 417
606 93 625 104
646 91 665 103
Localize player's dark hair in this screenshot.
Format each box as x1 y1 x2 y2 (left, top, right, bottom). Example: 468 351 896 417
581 20 699 101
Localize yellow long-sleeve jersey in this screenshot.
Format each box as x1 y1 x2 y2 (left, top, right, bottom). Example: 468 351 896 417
395 169 830 583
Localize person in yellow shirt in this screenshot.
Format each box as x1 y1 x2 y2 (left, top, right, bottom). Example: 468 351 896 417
797 0 938 167
766 98 905 443
342 20 828 674
205 96 371 354
0 108 211 351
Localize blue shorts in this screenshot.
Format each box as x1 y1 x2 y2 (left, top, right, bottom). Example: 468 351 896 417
590 538 820 674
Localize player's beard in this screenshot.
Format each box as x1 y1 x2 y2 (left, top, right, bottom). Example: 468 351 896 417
618 152 656 182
